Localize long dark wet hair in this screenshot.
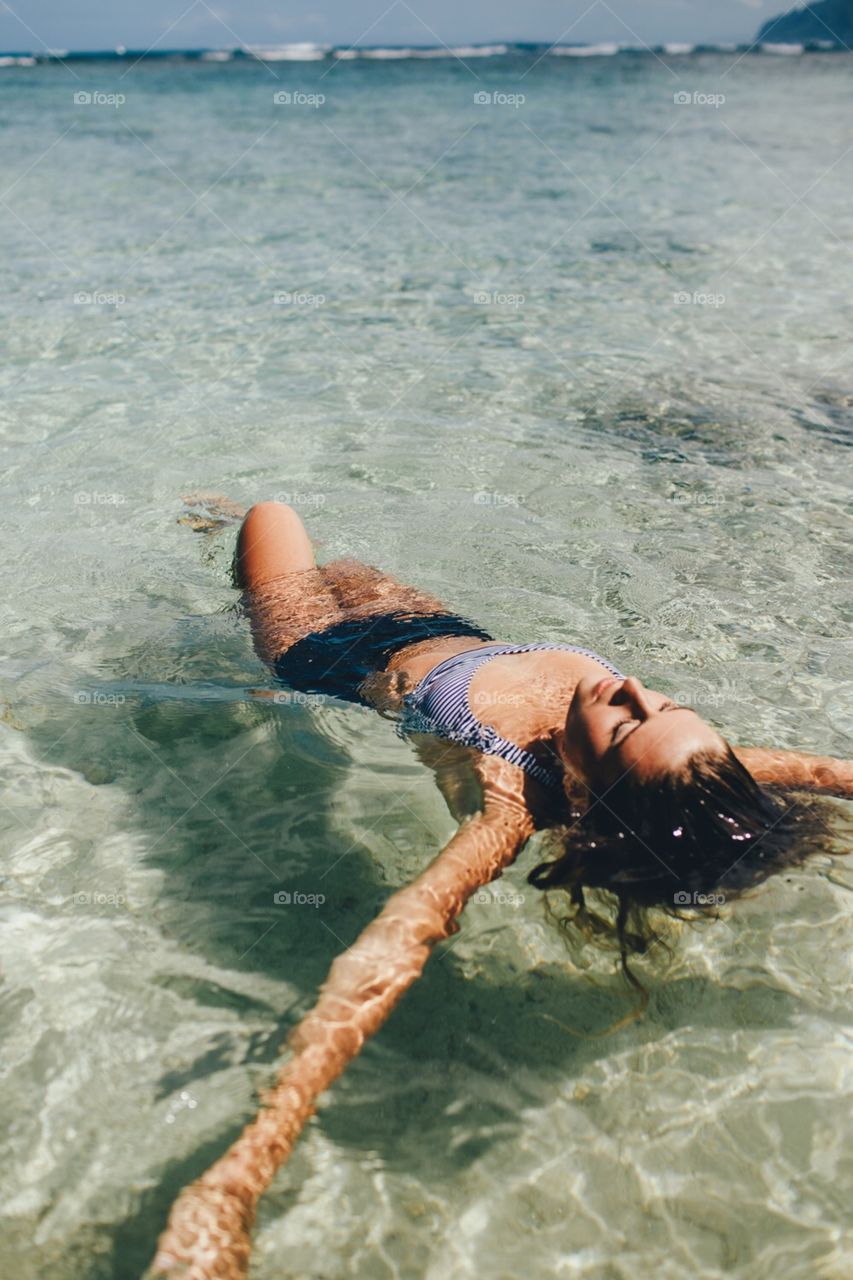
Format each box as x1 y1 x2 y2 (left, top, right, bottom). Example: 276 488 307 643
526 744 827 1017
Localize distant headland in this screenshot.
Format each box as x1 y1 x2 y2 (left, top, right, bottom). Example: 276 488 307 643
757 0 853 45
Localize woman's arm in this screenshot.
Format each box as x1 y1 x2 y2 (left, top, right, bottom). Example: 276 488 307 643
151 792 533 1280
733 745 853 799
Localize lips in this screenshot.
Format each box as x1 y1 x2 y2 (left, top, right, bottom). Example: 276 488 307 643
592 676 622 701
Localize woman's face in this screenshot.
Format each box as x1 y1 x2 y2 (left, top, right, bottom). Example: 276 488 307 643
562 674 727 787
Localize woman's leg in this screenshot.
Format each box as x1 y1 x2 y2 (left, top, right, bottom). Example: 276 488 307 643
219 497 445 620
235 501 317 587
231 500 456 669
235 503 343 666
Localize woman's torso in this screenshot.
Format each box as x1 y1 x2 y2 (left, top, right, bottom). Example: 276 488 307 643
380 635 625 803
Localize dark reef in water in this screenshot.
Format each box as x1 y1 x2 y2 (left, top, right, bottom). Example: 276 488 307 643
757 0 853 45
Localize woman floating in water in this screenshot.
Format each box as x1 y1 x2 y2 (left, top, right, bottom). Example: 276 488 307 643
153 498 851 1280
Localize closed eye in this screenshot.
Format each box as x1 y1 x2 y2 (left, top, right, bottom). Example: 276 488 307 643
610 717 638 744
609 702 688 746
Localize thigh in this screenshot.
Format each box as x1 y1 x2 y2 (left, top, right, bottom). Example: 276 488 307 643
242 568 344 667
236 504 342 665
320 557 450 620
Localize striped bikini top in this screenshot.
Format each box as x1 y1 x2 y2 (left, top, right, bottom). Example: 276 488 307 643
398 642 625 792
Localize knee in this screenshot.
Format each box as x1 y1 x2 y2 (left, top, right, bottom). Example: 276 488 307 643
238 501 298 548
235 501 314 589
241 500 295 527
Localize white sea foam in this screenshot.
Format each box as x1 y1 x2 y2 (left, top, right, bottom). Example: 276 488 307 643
550 43 620 57
358 48 418 59
438 44 510 57
246 43 330 61
12 41 840 68
332 44 509 60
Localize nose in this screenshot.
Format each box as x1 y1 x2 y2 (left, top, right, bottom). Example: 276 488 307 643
618 676 657 718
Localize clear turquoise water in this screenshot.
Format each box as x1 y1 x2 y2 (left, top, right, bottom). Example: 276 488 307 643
1 49 852 1280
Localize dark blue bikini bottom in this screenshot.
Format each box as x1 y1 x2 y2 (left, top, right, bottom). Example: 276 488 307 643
273 609 493 706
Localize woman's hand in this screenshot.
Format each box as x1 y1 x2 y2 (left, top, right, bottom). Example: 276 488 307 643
733 746 853 799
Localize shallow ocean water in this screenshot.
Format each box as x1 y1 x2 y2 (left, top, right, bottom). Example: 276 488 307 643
1 46 852 1280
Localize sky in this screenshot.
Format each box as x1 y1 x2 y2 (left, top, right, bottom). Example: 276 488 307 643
1 1 794 54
